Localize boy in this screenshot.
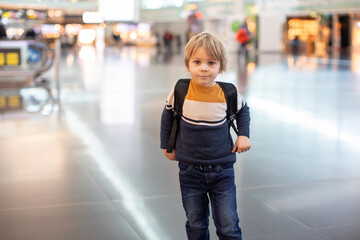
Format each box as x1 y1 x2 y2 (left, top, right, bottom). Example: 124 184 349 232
160 31 251 240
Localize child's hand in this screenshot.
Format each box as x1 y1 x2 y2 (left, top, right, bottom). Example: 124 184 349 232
232 136 251 153
162 149 176 160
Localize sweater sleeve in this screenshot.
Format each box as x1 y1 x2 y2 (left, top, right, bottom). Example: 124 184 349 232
235 91 250 138
160 106 174 149
160 89 175 149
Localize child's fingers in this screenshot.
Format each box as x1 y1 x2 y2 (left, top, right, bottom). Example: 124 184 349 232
234 145 250 153
231 146 237 153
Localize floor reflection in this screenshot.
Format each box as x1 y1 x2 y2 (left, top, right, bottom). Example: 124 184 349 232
64 109 169 240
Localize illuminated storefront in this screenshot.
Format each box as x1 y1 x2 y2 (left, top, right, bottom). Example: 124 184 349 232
352 18 360 51
286 15 331 56
111 22 154 46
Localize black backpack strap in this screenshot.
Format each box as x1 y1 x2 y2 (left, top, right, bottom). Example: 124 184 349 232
166 79 191 153
217 81 239 135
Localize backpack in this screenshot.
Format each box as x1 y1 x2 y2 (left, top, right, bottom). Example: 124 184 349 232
236 28 250 45
166 79 239 153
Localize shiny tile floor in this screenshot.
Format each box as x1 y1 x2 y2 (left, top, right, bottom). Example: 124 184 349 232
1 45 360 240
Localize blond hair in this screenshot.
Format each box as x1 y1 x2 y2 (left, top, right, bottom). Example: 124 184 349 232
185 31 228 73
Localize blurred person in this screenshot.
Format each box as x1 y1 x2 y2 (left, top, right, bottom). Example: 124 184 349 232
307 34 315 55
236 21 251 58
185 22 199 43
154 32 161 48
163 31 173 49
112 33 121 46
0 16 7 39
176 34 182 53
291 35 300 54
154 32 162 54
185 28 195 43
73 34 78 49
160 31 251 240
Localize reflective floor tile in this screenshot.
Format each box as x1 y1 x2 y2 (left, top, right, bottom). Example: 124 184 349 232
317 223 360 240
237 191 327 239
0 202 142 240
246 180 360 230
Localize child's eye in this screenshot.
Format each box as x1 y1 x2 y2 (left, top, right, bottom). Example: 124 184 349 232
194 60 200 64
209 61 216 65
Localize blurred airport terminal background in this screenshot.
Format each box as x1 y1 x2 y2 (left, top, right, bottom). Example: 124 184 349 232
1 1 360 239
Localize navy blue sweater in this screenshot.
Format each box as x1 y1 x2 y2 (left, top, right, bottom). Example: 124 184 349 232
160 80 250 165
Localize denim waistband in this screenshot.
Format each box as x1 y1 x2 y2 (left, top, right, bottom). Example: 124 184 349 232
189 162 234 171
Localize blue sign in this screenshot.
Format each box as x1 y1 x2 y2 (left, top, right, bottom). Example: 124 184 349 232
28 48 41 63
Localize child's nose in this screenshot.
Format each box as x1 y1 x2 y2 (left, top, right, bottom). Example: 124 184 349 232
201 64 209 71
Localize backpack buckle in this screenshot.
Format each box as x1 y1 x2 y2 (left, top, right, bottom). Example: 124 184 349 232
228 114 236 122
228 114 239 135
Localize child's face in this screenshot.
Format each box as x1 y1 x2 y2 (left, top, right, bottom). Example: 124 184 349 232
187 47 221 87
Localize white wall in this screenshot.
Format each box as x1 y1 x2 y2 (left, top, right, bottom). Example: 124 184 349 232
258 14 283 52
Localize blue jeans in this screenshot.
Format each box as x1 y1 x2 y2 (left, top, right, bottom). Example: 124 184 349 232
178 162 242 240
